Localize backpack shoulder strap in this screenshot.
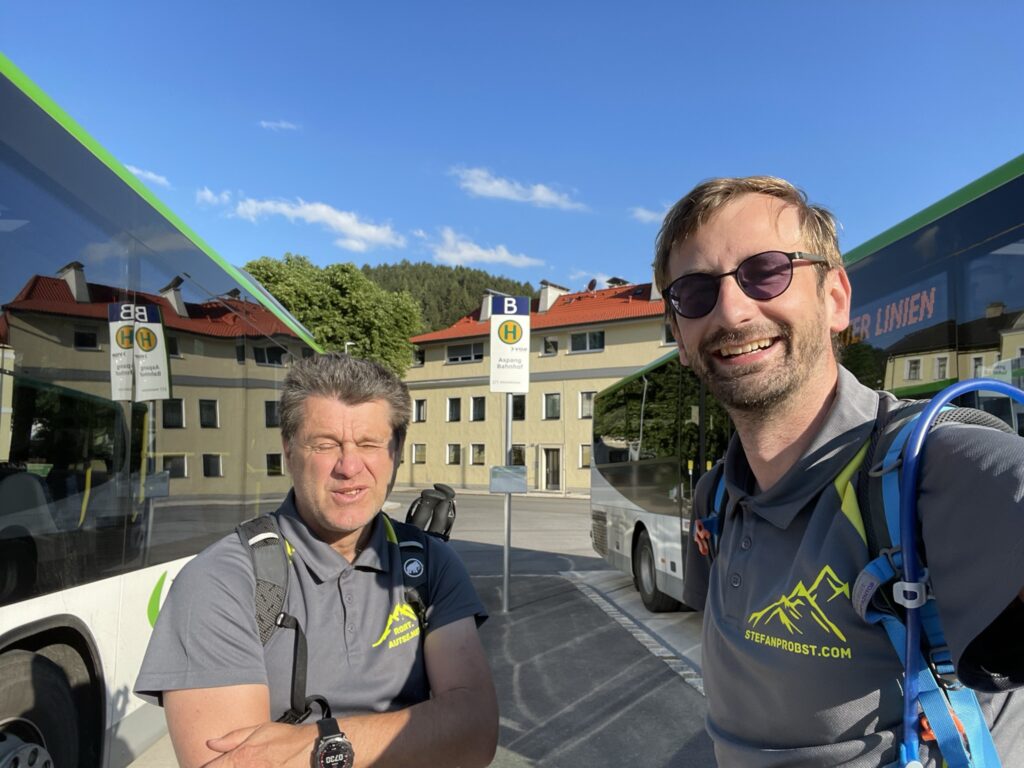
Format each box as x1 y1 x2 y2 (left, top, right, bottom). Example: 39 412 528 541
236 514 291 645
382 515 432 629
692 461 727 559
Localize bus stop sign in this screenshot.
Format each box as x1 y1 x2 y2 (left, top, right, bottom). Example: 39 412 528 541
490 296 530 393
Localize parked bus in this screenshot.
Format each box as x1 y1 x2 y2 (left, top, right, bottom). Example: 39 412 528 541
591 153 1024 611
0 54 320 767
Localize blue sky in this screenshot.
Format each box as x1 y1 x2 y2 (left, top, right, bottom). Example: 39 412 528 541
3 3 1024 292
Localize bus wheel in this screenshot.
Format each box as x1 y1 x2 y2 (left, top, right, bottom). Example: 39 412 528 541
634 529 680 613
0 650 79 767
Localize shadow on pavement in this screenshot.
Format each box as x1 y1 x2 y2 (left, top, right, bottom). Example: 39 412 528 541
460 541 715 768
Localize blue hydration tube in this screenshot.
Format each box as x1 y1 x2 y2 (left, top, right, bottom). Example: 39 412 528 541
897 378 1024 764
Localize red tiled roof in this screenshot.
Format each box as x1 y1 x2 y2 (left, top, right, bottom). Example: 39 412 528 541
410 283 666 343
3 275 298 339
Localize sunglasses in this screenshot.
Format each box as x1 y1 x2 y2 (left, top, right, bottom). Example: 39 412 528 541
665 250 829 319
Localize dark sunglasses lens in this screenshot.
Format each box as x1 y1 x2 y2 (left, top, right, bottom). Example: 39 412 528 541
737 251 793 300
671 273 719 318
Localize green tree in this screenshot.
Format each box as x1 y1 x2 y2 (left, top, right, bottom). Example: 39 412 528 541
245 253 423 376
361 260 535 331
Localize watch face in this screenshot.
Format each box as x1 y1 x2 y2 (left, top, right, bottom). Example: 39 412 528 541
315 736 354 768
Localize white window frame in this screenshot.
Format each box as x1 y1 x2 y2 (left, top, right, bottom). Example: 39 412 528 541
163 398 185 429
202 453 224 478
412 443 426 464
163 454 188 479
934 356 948 381
541 336 559 356
972 356 984 378
512 394 526 421
446 443 462 465
73 326 101 350
470 396 486 422
446 342 484 363
411 348 425 367
569 330 605 353
579 391 596 419
904 358 921 381
267 453 284 476
543 392 562 420
580 443 591 468
447 397 461 422
509 444 526 466
199 398 220 428
413 399 427 423
471 443 486 465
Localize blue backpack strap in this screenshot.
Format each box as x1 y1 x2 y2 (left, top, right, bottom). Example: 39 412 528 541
693 462 726 559
853 398 1007 768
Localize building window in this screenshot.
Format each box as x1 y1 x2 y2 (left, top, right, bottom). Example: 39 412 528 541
163 454 187 478
236 341 246 364
167 336 181 357
471 444 486 465
163 398 185 429
267 453 283 476
512 394 525 421
972 356 984 378
664 322 675 344
580 391 596 419
509 444 526 466
413 399 427 423
570 330 605 353
411 348 425 367
935 357 948 380
265 401 281 428
544 393 561 420
446 342 484 363
542 336 559 356
254 346 287 366
412 443 426 464
447 444 462 465
905 359 921 381
447 397 461 422
199 399 219 428
471 396 486 421
580 443 592 468
74 328 100 350
202 454 223 478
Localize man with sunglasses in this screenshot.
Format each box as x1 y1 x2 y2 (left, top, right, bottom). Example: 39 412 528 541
654 176 1024 767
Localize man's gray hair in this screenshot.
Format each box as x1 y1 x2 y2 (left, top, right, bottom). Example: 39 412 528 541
280 353 412 444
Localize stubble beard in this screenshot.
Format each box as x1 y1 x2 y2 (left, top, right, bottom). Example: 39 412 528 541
689 313 829 420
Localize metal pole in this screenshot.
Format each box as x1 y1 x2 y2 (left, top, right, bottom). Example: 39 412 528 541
502 392 512 613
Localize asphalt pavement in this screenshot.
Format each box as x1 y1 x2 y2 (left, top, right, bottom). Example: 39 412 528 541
129 490 713 767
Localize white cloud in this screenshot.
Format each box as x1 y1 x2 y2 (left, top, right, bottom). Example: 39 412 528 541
412 229 428 239
630 205 669 224
126 164 171 188
196 187 232 206
235 197 405 252
569 270 615 288
451 167 587 211
432 227 543 268
260 119 300 132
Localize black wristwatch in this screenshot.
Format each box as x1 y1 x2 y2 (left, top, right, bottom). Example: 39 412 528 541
311 718 355 768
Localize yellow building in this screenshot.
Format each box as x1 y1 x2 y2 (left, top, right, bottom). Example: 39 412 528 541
398 279 674 495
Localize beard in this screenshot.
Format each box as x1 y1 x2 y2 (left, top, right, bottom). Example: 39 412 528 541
688 312 831 417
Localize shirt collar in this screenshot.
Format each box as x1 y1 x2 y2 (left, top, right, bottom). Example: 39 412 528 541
724 366 880 529
275 492 392 582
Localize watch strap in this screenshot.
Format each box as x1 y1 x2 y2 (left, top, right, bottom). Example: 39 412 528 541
316 718 341 739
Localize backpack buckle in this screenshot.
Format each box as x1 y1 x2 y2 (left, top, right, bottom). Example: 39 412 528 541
926 645 962 690
892 576 929 609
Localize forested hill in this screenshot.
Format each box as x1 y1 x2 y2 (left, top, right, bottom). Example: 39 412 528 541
362 261 536 332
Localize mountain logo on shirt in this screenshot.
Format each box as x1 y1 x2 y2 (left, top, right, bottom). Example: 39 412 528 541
371 601 421 650
747 565 851 642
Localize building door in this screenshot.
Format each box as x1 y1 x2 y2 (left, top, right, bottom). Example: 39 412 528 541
543 448 561 491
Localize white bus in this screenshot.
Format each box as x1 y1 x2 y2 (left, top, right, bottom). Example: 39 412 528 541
591 151 1024 614
0 54 320 766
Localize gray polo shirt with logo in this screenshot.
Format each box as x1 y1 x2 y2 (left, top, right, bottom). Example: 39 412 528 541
135 492 486 718
684 366 1024 767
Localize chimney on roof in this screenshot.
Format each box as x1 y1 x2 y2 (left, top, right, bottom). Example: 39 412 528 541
58 261 90 303
480 289 511 322
160 276 189 318
986 301 1006 318
650 265 662 301
539 279 569 312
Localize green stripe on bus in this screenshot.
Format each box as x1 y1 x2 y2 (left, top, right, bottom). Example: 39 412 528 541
148 571 168 628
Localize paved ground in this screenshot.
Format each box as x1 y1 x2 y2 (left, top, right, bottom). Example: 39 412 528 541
130 491 713 767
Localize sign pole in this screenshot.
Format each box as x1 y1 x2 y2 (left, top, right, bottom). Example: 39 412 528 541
503 392 512 613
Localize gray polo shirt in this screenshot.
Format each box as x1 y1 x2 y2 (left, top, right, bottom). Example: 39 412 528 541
135 493 486 718
684 366 1024 767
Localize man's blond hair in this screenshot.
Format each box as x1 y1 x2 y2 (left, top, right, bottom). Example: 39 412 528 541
653 176 842 296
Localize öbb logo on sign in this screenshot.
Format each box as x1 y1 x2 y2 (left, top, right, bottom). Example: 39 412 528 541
498 320 522 345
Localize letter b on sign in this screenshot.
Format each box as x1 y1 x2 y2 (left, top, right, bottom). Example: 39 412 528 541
503 297 518 314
